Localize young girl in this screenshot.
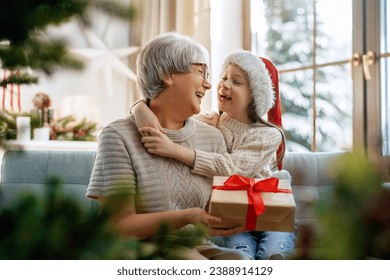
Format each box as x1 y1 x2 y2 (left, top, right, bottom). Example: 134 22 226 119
133 50 296 259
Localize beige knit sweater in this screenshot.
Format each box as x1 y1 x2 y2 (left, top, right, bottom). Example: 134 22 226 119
87 115 227 213
193 112 282 179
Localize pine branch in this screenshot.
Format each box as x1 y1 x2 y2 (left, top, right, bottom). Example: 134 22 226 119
0 71 39 87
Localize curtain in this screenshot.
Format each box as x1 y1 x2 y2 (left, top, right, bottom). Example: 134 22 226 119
128 0 211 108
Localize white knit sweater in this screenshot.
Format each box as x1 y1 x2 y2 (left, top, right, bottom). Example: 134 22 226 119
87 115 227 213
192 112 282 179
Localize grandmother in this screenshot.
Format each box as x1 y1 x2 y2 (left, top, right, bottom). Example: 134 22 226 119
86 32 247 260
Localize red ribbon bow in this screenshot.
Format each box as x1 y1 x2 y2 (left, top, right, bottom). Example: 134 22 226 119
212 175 292 230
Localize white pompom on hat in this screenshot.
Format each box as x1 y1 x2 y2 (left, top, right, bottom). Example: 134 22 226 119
220 50 274 118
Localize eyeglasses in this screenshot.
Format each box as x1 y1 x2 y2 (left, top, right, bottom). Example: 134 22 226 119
191 63 210 81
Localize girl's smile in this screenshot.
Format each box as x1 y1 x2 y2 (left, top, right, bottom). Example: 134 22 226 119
217 64 252 123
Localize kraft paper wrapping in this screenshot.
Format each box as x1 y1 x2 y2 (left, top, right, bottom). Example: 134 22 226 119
209 176 296 232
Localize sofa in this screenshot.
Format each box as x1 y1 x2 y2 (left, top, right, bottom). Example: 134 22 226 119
0 149 347 259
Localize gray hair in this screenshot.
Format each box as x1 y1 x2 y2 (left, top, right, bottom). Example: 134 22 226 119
136 32 209 100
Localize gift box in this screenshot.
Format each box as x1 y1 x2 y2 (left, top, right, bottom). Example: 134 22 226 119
208 175 296 232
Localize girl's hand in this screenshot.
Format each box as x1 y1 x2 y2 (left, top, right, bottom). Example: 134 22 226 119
139 127 177 158
133 101 164 135
185 208 244 237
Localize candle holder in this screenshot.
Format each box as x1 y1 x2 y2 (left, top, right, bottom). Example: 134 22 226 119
32 92 52 127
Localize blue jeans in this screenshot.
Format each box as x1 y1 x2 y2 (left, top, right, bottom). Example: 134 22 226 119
212 228 297 260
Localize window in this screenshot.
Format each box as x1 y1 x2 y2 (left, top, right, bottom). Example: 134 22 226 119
356 0 390 180
250 0 353 152
249 0 389 180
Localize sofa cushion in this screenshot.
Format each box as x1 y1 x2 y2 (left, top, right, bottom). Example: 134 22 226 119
284 152 347 214
0 150 98 212
283 151 347 253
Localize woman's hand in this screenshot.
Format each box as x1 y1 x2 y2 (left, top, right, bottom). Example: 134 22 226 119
185 208 244 237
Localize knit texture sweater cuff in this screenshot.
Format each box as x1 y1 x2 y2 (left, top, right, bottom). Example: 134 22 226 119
192 149 216 178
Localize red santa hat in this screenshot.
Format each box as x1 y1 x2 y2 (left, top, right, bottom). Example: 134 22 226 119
262 57 284 170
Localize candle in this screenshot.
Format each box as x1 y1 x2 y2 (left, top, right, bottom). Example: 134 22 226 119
33 127 50 141
2 69 5 108
9 69 13 111
17 70 20 112
16 116 31 141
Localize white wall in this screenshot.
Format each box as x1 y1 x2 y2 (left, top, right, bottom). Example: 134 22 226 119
17 14 136 130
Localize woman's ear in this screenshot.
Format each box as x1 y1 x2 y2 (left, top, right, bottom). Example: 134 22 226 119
162 74 173 87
